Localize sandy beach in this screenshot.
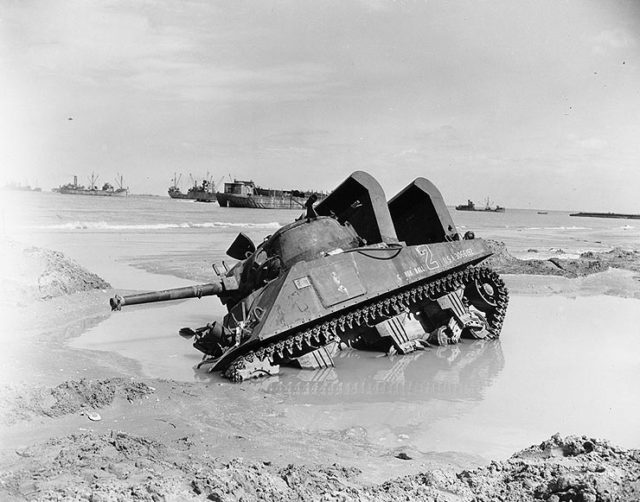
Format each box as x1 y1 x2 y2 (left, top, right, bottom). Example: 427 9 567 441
1 216 639 501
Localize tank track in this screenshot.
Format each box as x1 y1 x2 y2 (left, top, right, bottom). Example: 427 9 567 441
223 265 508 382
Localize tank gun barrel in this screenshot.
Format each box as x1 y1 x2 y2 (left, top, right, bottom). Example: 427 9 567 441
110 280 232 311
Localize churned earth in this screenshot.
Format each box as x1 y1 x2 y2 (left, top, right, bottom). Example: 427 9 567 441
1 240 639 501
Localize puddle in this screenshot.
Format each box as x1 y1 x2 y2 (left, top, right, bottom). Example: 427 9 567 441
70 295 226 382
254 342 503 403
71 292 640 460
267 295 640 459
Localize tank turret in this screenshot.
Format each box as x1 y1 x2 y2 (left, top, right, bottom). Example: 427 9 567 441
110 171 509 382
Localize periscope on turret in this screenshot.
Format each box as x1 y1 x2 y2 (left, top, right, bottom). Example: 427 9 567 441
110 171 509 382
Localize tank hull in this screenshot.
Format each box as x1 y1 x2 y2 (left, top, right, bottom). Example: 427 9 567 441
210 238 499 374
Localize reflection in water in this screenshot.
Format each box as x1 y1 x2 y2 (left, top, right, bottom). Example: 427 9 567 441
47 311 110 341
3 305 112 386
252 340 504 403
72 297 221 382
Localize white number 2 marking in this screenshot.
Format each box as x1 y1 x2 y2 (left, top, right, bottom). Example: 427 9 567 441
417 245 440 270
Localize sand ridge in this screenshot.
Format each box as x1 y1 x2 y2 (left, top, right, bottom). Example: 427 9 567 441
2 412 638 501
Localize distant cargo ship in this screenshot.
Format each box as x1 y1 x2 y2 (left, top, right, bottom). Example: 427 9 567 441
54 174 128 197
455 198 505 213
168 173 216 202
570 212 640 220
216 179 326 209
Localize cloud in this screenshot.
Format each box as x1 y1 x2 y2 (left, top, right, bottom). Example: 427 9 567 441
577 137 608 150
5 1 342 103
120 60 340 102
568 134 608 150
592 28 637 55
354 0 400 13
4 1 195 82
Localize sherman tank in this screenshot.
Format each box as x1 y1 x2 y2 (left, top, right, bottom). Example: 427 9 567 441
110 172 509 382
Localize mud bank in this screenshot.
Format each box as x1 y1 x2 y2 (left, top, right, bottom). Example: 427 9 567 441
0 378 154 426
0 240 110 306
1 389 638 502
484 240 640 278
125 239 640 285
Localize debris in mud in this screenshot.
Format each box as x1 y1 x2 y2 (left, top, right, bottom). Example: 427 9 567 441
0 240 110 305
0 432 637 501
84 411 102 421
0 378 154 425
484 240 639 278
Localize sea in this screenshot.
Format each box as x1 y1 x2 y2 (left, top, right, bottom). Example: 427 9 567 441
4 190 639 258
2 190 639 460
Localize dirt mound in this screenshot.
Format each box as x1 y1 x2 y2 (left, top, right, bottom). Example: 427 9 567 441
454 433 640 501
580 247 640 273
1 432 638 501
482 240 632 278
0 378 154 425
0 240 110 305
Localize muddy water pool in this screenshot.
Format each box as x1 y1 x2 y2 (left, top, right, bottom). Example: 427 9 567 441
71 287 640 460
267 294 640 459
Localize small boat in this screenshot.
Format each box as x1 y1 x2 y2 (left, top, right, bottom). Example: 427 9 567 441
216 179 326 209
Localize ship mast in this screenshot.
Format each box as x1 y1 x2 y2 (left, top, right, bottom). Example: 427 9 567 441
88 173 99 190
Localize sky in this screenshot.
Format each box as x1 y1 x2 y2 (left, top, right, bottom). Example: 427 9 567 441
1 0 639 211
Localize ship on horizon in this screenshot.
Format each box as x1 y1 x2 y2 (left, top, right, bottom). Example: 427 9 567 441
53 174 128 197
168 173 217 202
455 198 505 213
216 179 327 209
1 182 42 192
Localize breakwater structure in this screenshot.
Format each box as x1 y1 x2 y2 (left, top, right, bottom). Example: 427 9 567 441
570 212 640 220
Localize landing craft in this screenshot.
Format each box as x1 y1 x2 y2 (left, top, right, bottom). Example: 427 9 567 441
110 172 509 381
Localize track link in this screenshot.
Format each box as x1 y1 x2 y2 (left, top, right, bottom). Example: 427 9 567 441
224 266 508 382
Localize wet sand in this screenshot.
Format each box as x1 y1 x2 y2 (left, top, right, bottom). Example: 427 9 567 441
1 240 640 500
